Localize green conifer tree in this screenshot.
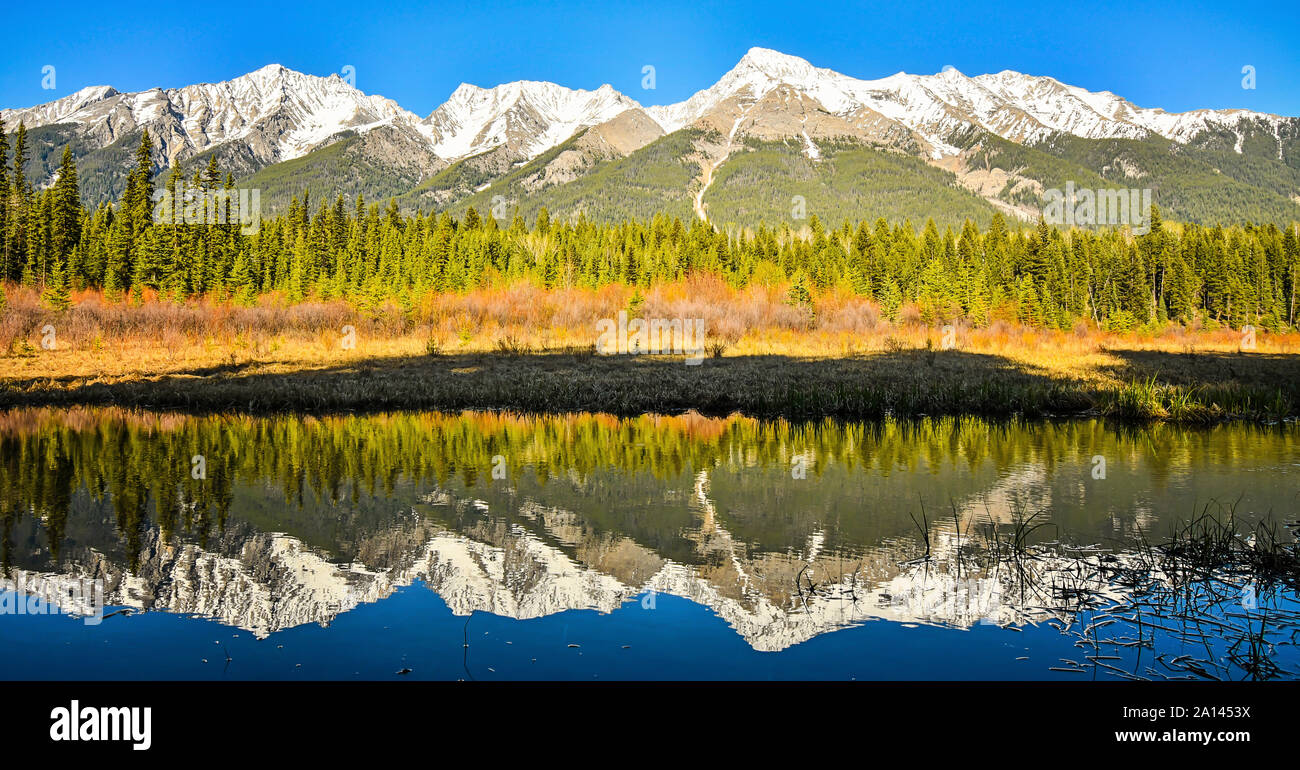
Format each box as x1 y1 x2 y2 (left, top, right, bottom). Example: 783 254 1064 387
51 147 82 262
42 255 71 311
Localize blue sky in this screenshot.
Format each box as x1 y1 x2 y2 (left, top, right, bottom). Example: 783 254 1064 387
3 0 1297 116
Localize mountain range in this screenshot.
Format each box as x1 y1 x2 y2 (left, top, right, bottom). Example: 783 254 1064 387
5 48 1299 226
9 470 1079 653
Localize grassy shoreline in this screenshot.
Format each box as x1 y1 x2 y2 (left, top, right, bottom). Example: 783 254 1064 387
4 285 1299 422
3 345 1297 423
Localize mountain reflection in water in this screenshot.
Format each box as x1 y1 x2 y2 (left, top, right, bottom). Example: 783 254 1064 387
1 407 1297 679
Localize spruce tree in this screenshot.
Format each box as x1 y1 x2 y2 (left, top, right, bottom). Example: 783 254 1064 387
0 117 9 281
463 206 481 230
42 255 71 311
104 217 129 300
879 275 902 321
124 131 155 234
51 147 82 262
10 123 29 275
229 252 256 305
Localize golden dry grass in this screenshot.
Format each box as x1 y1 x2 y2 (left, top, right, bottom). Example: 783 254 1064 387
2 280 1298 421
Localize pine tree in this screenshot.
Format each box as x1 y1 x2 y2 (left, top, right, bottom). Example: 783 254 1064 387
229 252 256 305
879 275 902 321
51 147 82 262
104 216 130 300
1283 226 1299 327
1017 275 1044 327
9 123 30 276
42 255 71 311
0 117 9 281
124 131 155 234
288 230 308 302
785 272 815 327
463 206 481 230
2 144 1298 337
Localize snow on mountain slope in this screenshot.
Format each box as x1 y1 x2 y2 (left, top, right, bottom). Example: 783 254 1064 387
163 64 423 159
645 47 1289 157
420 80 640 161
1 84 124 126
6 52 1285 166
3 51 1293 204
970 70 1290 146
23 485 1093 651
1 64 424 166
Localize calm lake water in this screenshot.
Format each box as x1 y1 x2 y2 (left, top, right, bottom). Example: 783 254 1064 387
1 407 1297 680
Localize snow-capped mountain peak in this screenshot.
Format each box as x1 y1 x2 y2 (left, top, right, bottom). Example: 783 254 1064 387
1 84 121 127
645 47 840 132
734 46 821 79
421 79 640 160
161 64 422 158
0 63 423 170
3 50 1294 210
643 48 1289 156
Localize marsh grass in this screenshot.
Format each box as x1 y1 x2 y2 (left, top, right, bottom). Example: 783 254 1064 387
3 280 1299 421
961 501 1300 679
1154 502 1300 591
1097 377 1293 423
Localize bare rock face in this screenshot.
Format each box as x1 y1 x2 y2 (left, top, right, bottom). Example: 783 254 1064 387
342 124 444 175
584 108 666 157
5 48 1295 214
514 108 666 193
